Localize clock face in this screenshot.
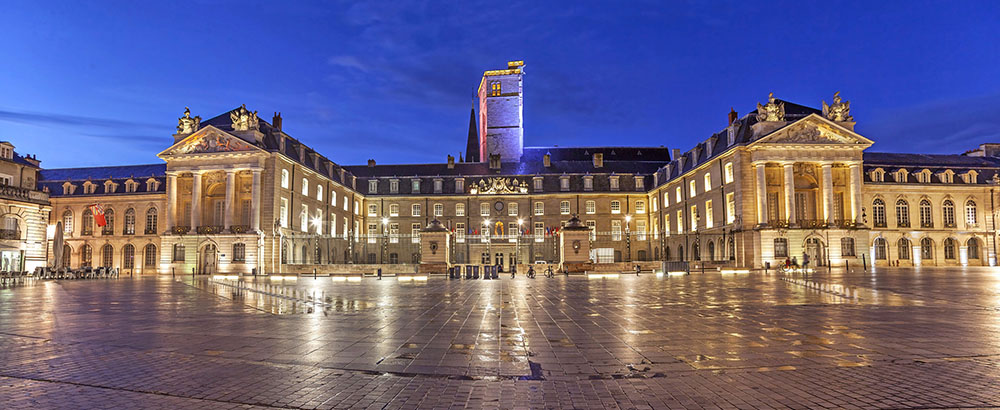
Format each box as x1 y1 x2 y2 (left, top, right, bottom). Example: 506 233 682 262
494 201 504 211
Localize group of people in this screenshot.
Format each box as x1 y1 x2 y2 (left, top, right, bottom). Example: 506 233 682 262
782 253 811 271
519 265 555 278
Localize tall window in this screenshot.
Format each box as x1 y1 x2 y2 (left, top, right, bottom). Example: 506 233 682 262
726 193 735 224
919 199 932 228
895 199 909 228
103 208 115 235
966 200 977 226
611 220 622 241
301 178 308 196
944 238 956 259
122 244 135 269
635 201 646 214
724 162 734 184
62 245 72 267
434 203 444 217
534 202 544 215
62 210 73 234
689 180 697 197
232 243 246 262
874 238 887 260
456 203 465 216
144 244 157 267
456 222 466 243
704 200 714 228
872 199 886 227
368 180 377 193
560 201 570 215
123 208 136 235
968 238 980 259
841 237 855 257
81 244 93 267
636 220 647 240
280 169 289 189
774 238 788 258
610 200 621 214
81 208 94 235
897 238 910 260
300 205 308 232
173 244 185 262
703 173 712 191
102 244 113 267
921 238 933 260
943 200 955 227
411 204 421 217
411 179 420 192
316 185 323 201
389 180 399 193
585 200 596 214
146 208 157 234
279 198 289 228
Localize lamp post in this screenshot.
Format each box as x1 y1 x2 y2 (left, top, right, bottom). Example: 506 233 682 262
625 215 632 263
516 218 524 268
381 217 389 264
483 219 491 267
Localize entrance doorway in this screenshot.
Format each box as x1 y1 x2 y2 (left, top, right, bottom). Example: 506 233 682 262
201 244 218 274
495 252 504 271
804 237 825 267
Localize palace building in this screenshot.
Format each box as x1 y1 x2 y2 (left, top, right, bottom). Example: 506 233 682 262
29 61 1000 274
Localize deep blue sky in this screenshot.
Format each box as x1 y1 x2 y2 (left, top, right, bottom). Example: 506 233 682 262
2 1 999 168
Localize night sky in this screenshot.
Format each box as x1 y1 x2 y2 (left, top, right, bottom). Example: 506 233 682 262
2 1 999 168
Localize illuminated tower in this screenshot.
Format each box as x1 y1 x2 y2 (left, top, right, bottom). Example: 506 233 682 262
477 60 524 162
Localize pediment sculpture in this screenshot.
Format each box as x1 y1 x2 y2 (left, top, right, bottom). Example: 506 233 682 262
175 131 255 154
756 92 785 122
176 107 201 134
768 124 854 144
230 104 259 131
822 91 853 122
470 177 528 195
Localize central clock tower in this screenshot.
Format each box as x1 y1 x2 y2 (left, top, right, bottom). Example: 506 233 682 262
477 60 525 163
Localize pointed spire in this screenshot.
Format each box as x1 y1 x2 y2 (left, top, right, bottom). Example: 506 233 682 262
465 107 479 162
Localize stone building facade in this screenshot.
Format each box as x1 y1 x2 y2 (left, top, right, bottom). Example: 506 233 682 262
0 142 50 272
32 61 1000 273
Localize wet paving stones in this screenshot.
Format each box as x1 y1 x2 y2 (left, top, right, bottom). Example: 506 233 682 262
0 267 999 408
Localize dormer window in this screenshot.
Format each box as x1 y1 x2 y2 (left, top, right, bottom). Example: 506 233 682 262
411 179 420 193
560 176 570 191
583 176 594 191
962 170 979 184
635 175 644 191
124 179 138 193
916 169 932 183
389 179 399 194
433 179 443 193
489 80 501 96
938 169 955 184
533 177 543 192
455 178 465 193
870 168 885 182
894 169 908 183
83 181 96 194
104 180 117 193
368 180 378 194
146 178 160 192
609 175 620 191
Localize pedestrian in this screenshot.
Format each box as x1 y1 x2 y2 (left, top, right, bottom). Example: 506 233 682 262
635 264 641 276
803 253 810 270
377 268 382 280
511 265 516 278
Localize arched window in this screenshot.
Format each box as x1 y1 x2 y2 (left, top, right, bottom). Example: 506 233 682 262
944 238 956 259
101 244 114 267
968 238 980 259
301 245 308 264
872 199 886 227
895 200 909 228
897 238 910 260
232 243 245 262
874 238 887 260
103 208 115 235
122 244 135 269
62 244 72 267
280 241 288 264
81 208 94 235
173 243 185 262
678 245 684 261
841 237 855 256
144 244 157 267
718 238 725 260
921 238 933 260
942 200 955 227
728 237 735 260
81 244 93 267
62 210 73 234
123 208 136 235
774 238 788 258
664 246 671 261
966 200 977 226
145 208 157 234
692 243 700 261
919 199 932 228
707 241 715 261
315 246 322 264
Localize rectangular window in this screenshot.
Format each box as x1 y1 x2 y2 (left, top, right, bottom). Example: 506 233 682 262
586 200 596 214
534 202 544 215
368 204 377 217
774 238 788 258
610 200 621 214
330 215 336 236
560 201 570 215
456 222 466 243
354 200 359 215
677 210 684 233
612 220 622 241
456 203 465 216
767 192 779 223
411 204 421 217
481 202 490 216
389 204 399 217
586 220 596 240
560 177 569 191
433 179 442 193
689 180 697 197
297 178 306 196
610 176 620 191
368 180 377 194
389 223 399 243
508 202 518 216
664 215 671 237
635 201 646 214
343 218 349 239
533 178 543 192
330 191 336 206
412 223 421 243
675 187 682 204
704 173 712 191
635 176 644 191
584 177 593 191
316 185 323 201
389 180 399 194
534 222 544 242
652 197 658 212
300 205 308 232
705 200 714 229
455 178 465 192
241 199 251 226
690 205 699 231
636 220 647 240
726 193 735 224
411 179 420 192
841 237 856 257
434 203 443 217
724 162 734 184
279 198 288 228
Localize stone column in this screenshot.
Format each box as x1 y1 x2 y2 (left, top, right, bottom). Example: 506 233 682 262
822 163 834 224
224 170 236 230
755 163 768 225
191 172 202 229
783 163 795 225
959 245 969 267
849 162 863 224
166 172 177 231
250 169 262 232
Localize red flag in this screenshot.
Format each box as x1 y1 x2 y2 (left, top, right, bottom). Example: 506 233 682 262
90 204 107 227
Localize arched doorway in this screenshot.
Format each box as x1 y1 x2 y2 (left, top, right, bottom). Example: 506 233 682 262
804 237 825 266
794 173 820 224
200 243 218 274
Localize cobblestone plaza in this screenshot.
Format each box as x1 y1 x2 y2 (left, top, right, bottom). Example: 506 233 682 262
0 269 999 409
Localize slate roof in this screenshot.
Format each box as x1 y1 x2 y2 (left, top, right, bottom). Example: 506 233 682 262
521 146 671 162
38 164 167 197
861 152 1000 184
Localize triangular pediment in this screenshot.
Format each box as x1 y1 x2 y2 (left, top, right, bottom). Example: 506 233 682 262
158 126 262 158
753 114 873 147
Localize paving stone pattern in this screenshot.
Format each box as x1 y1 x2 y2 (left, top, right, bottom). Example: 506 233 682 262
1 268 999 408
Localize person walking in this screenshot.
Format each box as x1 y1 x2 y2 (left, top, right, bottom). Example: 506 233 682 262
377 268 382 280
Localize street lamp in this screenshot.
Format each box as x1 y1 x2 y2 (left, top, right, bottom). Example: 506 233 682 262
483 219 491 267
516 218 524 267
381 217 389 264
624 215 632 262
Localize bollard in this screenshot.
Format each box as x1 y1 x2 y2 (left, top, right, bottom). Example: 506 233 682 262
314 269 317 279
862 254 867 272
172 267 175 278
845 260 849 272
192 267 195 277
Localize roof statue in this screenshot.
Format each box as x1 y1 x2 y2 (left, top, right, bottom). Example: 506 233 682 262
469 177 528 195
176 107 201 134
230 104 259 132
822 91 854 122
756 92 785 122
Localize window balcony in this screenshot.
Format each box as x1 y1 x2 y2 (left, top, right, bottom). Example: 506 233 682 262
144 228 157 235
197 225 224 235
229 225 251 234
873 221 887 228
0 229 20 240
896 221 910 228
920 222 934 229
797 219 827 229
80 229 93 236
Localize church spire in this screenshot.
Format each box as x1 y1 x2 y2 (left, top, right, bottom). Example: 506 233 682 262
464 107 479 162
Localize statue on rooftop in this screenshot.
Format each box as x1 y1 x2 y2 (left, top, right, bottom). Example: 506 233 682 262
756 92 785 122
176 107 201 134
230 104 259 131
822 91 854 122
